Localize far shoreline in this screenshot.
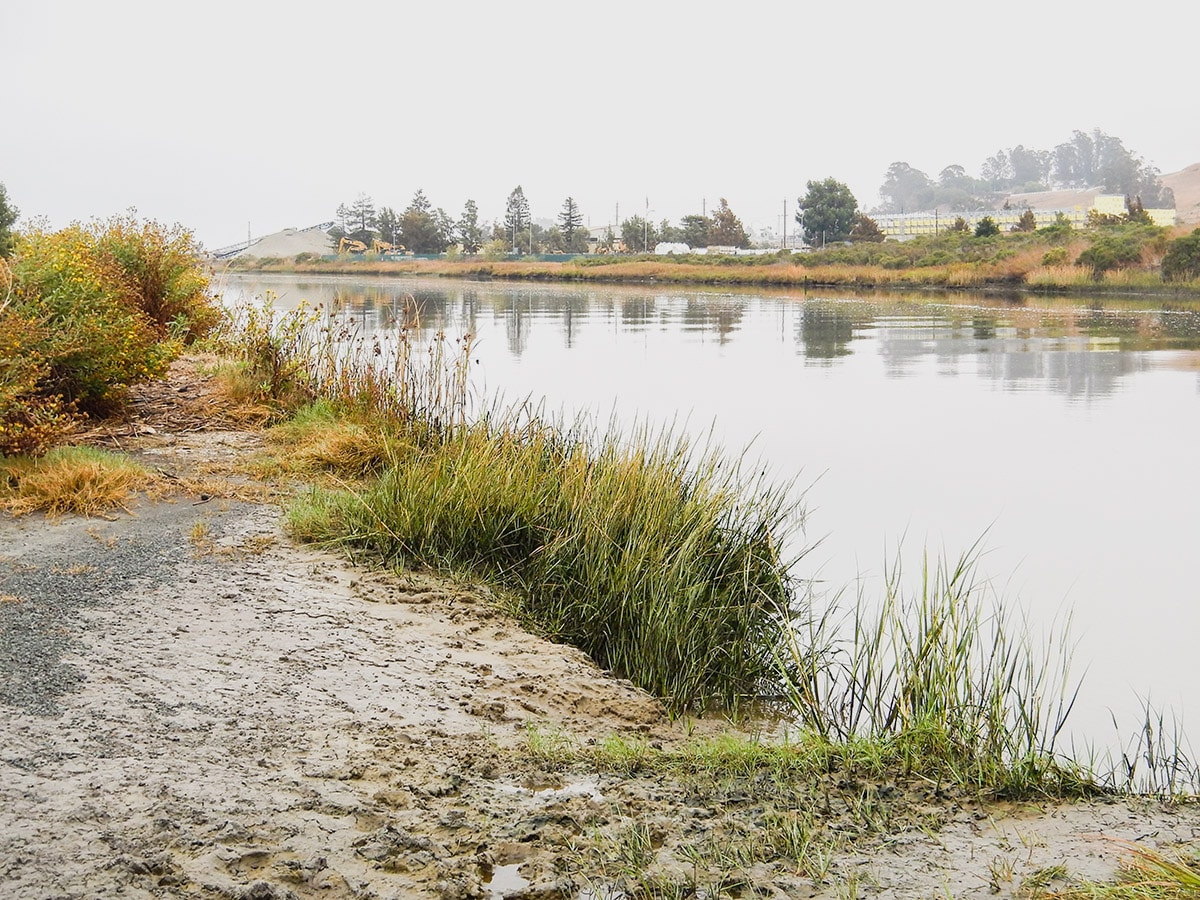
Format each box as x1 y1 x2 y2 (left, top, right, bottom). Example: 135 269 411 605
217 255 1200 302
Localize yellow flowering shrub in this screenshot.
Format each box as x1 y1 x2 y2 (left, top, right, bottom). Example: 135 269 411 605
0 310 79 454
93 214 219 341
0 217 218 453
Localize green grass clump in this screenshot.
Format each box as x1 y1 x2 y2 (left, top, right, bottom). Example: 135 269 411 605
289 414 801 714
777 545 1091 796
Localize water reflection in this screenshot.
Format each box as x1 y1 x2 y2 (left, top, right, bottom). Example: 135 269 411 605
220 274 1200 401
796 305 873 361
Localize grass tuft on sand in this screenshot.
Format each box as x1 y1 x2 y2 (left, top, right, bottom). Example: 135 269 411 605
0 446 151 517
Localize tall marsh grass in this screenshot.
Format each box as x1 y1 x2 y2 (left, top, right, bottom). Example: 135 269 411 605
778 545 1089 795
213 295 474 436
222 296 798 711
291 414 802 713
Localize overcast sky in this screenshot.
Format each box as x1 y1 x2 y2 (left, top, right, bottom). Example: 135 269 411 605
3 1 1196 249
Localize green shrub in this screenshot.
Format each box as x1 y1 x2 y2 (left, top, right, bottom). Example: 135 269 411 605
916 251 955 268
974 217 1000 238
1041 248 1070 266
1162 228 1200 282
9 223 173 412
1076 230 1148 278
93 214 218 342
0 307 79 455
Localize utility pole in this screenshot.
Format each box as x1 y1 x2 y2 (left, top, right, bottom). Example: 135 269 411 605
782 199 787 250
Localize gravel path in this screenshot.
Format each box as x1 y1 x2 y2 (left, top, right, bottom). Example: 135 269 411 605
1 502 197 716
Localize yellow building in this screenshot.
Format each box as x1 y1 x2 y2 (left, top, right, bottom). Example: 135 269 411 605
872 196 1176 239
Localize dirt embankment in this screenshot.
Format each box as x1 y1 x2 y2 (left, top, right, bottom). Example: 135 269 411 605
2 365 1197 899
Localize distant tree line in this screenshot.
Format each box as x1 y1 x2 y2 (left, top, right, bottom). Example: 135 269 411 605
328 128 1175 256
328 189 757 255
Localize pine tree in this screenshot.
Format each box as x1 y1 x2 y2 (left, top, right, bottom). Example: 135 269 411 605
558 197 583 244
457 200 484 254
504 186 530 231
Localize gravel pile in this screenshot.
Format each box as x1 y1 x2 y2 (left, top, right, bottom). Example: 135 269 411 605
235 227 333 259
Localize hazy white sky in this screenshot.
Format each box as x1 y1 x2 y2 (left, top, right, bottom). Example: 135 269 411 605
3 0 1196 248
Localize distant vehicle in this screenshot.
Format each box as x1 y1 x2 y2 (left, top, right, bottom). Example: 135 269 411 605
338 237 369 254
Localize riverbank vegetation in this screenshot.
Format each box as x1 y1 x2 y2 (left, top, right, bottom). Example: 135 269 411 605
210 297 1197 799
229 221 1200 296
3 217 1197 802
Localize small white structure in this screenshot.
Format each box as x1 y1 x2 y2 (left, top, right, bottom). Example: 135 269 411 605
654 242 691 255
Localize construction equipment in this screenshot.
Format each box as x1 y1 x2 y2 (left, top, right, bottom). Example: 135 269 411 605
338 237 369 254
371 239 407 255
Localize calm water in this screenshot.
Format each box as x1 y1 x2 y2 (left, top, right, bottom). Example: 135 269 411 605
221 272 1200 743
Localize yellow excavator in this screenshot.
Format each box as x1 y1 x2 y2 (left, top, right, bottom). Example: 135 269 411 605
371 239 405 254
338 237 369 254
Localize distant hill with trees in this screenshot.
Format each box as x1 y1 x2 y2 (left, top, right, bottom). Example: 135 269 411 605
874 129 1177 216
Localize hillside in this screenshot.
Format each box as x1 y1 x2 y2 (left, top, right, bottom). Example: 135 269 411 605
1004 162 1200 226
1163 163 1200 224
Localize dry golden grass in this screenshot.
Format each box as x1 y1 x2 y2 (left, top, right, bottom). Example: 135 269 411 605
203 361 287 425
263 409 394 479
0 447 152 517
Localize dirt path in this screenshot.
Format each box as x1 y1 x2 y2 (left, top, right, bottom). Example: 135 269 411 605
1 362 1197 899
0 492 675 899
